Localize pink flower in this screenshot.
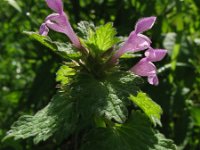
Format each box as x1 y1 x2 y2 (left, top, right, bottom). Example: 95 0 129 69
39 0 81 49
130 48 167 85
111 17 156 63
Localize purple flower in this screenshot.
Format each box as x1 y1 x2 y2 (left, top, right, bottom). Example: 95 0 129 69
39 0 81 49
111 17 156 63
130 48 167 85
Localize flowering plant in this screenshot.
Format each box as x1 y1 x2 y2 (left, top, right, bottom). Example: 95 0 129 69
5 0 176 149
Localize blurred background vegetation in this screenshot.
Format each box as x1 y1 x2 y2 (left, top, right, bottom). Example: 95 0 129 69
0 0 200 149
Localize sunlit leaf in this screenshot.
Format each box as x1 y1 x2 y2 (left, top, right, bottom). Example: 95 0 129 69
23 31 56 51
129 92 163 126
85 23 119 55
4 93 76 144
56 65 76 86
77 21 95 40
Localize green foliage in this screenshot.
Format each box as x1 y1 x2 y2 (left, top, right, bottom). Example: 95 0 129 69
1 0 200 149
56 65 76 86
4 93 76 144
85 23 119 55
24 31 81 60
24 31 56 51
77 21 95 40
4 70 144 144
129 92 163 126
81 111 176 150
72 71 141 124
54 42 81 59
191 106 200 126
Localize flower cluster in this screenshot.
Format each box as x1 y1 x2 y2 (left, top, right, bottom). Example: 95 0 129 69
111 17 167 85
39 0 167 86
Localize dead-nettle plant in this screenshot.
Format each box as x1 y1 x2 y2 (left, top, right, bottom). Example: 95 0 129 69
5 0 177 149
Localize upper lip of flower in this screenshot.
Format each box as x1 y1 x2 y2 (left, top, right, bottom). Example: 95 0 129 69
46 0 63 14
39 0 82 49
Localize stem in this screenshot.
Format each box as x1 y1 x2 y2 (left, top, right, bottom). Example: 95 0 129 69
74 131 79 150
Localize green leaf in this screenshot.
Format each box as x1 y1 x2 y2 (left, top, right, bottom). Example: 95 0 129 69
191 106 200 126
129 92 163 126
24 31 81 59
85 23 119 54
4 93 76 144
154 133 177 150
77 21 95 40
81 111 177 150
100 83 128 123
6 0 22 12
72 71 142 124
24 31 56 51
54 42 81 59
108 71 143 91
56 65 76 86
72 75 127 124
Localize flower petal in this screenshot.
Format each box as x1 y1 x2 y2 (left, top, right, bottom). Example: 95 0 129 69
125 32 151 52
137 34 151 44
118 32 151 53
130 58 156 76
46 0 63 14
110 33 151 64
135 16 156 34
45 15 67 34
45 13 61 21
39 23 49 36
148 75 159 85
145 48 167 62
44 13 81 48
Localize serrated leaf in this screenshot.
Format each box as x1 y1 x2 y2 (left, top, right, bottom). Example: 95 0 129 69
77 21 95 40
100 83 128 123
54 42 81 59
107 71 143 95
4 93 76 144
72 75 127 124
154 133 177 150
72 71 142 124
24 31 57 51
85 23 119 54
24 31 81 60
129 92 163 126
81 111 177 150
56 65 76 86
